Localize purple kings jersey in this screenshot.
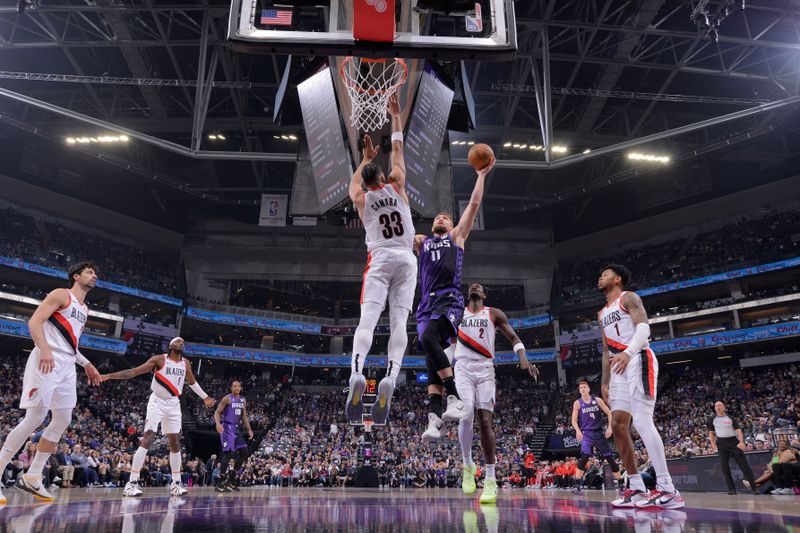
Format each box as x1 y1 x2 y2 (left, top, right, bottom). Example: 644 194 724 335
419 233 464 298
578 396 603 432
222 394 245 426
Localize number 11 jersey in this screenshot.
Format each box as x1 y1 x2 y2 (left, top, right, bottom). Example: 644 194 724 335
363 183 414 252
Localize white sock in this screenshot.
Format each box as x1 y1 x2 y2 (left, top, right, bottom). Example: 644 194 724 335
0 446 17 475
458 416 475 468
386 306 409 384
632 412 675 492
129 447 148 483
351 302 382 375
170 452 181 479
27 451 51 478
628 473 646 492
485 464 496 481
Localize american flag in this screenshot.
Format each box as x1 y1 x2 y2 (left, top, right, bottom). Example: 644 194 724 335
260 9 293 26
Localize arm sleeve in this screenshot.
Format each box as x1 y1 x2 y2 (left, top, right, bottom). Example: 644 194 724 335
624 323 650 356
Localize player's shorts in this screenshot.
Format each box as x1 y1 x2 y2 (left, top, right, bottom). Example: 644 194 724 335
416 290 465 348
20 347 77 410
453 357 496 412
143 394 182 435
581 430 613 457
221 424 248 452
608 348 658 415
360 247 418 311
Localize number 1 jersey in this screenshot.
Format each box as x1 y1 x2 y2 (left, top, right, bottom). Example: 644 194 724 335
363 183 414 252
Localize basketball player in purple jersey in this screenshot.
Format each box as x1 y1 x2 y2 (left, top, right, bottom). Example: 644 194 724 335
570 380 619 493
214 380 253 493
414 158 496 441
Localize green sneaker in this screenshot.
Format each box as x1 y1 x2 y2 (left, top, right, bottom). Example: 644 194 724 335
479 479 498 504
461 464 477 495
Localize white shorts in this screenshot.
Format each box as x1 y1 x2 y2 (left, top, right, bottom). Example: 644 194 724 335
360 247 417 311
143 394 182 435
454 358 496 412
20 347 77 410
608 349 658 415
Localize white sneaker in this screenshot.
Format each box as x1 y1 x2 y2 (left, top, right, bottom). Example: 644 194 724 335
634 489 686 510
17 474 53 501
611 488 648 508
441 395 468 421
123 481 143 497
170 481 189 496
421 413 444 443
345 374 367 423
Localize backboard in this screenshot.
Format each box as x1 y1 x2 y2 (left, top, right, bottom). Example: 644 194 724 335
228 0 516 61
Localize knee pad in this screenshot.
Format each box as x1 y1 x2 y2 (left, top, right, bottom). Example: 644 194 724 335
577 454 591 472
42 408 72 442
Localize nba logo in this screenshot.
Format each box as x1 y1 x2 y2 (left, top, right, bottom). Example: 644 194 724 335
465 3 482 33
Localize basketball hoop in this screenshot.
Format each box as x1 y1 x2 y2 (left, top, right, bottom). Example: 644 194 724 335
363 418 374 433
341 57 407 132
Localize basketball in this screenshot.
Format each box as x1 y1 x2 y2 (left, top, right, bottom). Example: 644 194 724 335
468 143 494 170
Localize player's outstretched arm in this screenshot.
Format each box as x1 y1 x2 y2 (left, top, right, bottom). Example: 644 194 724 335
214 395 230 433
413 233 426 255
386 94 408 200
75 349 101 386
451 158 495 248
101 355 161 382
28 289 70 375
349 134 379 218
185 359 216 407
492 307 538 380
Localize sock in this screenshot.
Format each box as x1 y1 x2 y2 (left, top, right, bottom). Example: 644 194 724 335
351 302 382 375
628 473 646 492
27 451 51 478
170 452 181 479
428 394 443 418
129 447 148 483
485 464 496 481
0 447 17 475
632 412 675 492
442 376 460 399
459 418 475 468
386 306 409 385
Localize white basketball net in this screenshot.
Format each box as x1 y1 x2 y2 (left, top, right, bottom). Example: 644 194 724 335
341 57 407 132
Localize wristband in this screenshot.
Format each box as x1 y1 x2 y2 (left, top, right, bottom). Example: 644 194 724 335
513 343 525 354
391 132 403 143
75 350 90 368
189 382 209 400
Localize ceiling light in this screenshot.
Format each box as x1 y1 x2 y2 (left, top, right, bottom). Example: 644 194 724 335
583 149 591 154
665 359 692 365
519 144 528 149
217 134 226 140
65 134 129 145
503 142 512 147
512 144 520 148
208 134 217 140
65 138 76 144
628 152 670 163
281 135 289 140
274 136 281 140
467 141 475 145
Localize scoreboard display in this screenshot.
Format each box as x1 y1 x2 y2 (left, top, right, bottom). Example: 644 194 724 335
362 378 378 405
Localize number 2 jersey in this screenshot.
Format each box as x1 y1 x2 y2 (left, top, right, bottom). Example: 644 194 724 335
363 183 414 252
454 306 496 361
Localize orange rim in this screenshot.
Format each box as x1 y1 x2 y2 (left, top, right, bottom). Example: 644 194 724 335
340 57 408 96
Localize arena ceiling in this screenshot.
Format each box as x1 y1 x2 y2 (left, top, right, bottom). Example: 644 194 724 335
0 0 799 236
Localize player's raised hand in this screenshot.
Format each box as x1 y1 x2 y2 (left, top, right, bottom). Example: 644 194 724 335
387 93 401 117
204 397 216 408
363 134 379 161
476 157 496 177
84 363 102 386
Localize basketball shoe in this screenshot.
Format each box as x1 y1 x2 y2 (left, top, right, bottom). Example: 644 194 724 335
170 480 189 496
634 489 685 510
421 413 444 443
461 464 477 495
370 377 394 425
123 481 143 497
442 395 468 421
214 480 231 493
479 479 498 504
16 474 53 502
345 374 367 423
610 488 648 508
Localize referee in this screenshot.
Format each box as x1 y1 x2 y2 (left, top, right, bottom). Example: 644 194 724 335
708 401 757 494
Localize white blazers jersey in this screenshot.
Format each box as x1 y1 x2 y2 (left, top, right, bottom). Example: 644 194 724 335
455 307 496 361
151 354 188 400
44 288 88 355
600 291 657 398
362 183 414 252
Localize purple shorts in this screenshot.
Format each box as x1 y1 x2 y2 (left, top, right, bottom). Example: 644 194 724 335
581 430 613 457
416 290 464 349
221 424 248 452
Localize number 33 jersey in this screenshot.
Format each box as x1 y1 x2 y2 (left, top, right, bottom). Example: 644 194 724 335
455 306 496 361
363 183 415 252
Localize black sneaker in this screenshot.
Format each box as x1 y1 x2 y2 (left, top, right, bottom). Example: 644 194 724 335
214 482 231 493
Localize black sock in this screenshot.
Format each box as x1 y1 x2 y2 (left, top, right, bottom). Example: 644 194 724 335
442 376 459 399
428 394 443 418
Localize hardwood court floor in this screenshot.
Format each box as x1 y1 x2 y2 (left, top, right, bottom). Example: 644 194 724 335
1 486 798 532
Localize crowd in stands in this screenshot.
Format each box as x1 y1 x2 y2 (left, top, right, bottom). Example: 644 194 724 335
555 208 800 306
0 204 179 298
